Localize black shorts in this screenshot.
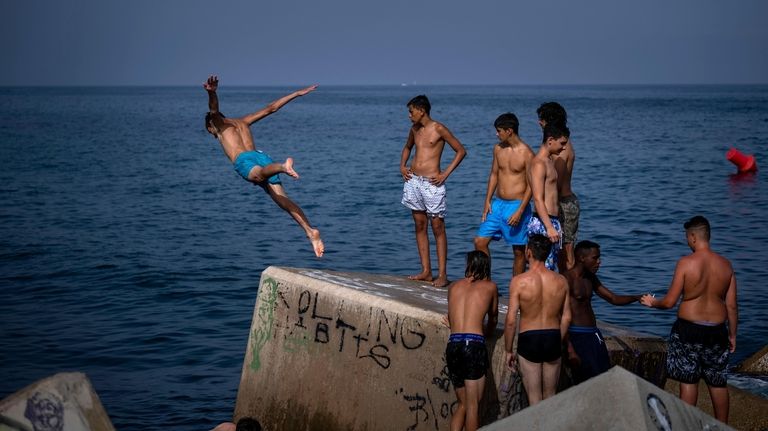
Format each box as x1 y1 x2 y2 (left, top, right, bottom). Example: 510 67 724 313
666 318 730 387
518 329 562 363
446 333 489 389
568 326 611 383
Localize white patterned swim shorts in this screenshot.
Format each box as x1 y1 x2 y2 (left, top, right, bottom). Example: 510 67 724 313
401 175 446 218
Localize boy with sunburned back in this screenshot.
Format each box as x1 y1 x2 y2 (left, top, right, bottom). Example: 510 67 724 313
401 95 467 287
446 251 498 431
474 113 535 277
504 234 571 405
203 75 324 257
527 123 570 271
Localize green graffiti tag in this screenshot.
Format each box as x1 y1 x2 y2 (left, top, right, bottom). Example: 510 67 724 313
249 277 279 371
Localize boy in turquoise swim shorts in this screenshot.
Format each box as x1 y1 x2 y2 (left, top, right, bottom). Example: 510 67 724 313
203 75 324 257
474 113 535 277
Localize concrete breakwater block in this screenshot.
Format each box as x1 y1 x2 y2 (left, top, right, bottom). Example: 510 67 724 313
234 267 667 430
480 366 734 431
736 345 768 375
0 372 115 431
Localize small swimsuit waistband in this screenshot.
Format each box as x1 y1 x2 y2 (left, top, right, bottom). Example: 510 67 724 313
449 333 485 343
675 318 726 331
568 325 599 334
519 328 560 336
532 213 559 220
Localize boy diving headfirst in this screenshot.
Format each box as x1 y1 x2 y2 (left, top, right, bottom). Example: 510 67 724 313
203 75 324 257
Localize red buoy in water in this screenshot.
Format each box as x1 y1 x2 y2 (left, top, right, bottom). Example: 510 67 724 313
726 147 757 173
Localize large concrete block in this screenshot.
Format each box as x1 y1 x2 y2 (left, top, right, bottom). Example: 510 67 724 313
736 345 768 375
0 372 115 431
234 267 668 431
480 366 734 431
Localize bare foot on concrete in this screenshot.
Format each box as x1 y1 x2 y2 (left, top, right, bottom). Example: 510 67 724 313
308 228 324 257
432 275 449 288
408 272 433 282
283 158 299 179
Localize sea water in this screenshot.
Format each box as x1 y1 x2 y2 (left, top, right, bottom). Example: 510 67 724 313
1 85 766 429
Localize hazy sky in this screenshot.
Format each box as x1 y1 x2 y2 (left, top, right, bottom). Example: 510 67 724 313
4 0 767 86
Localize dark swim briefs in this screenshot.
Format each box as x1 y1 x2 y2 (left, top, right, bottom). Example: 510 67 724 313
517 329 562 363
446 333 489 388
666 318 730 387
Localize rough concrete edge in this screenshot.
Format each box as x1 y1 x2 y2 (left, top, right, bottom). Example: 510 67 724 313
735 344 768 375
0 372 115 431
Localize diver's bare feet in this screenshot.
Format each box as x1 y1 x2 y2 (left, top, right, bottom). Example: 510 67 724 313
432 275 449 288
408 272 433 282
308 228 324 257
283 158 299 179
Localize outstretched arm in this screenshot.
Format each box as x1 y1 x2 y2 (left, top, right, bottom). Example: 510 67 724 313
641 259 686 309
430 125 466 186
596 282 642 306
241 84 318 125
204 75 220 113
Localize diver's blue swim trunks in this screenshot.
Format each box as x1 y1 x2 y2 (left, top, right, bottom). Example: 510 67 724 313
476 198 532 245
233 150 281 185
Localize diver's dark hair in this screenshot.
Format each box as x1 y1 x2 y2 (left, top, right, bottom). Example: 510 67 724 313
465 250 491 281
536 102 567 126
575 240 600 258
494 113 519 135
684 215 711 240
542 122 570 143
204 111 225 132
236 417 262 431
527 234 552 262
407 95 431 115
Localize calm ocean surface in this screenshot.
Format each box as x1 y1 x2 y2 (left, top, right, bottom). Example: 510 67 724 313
1 85 766 429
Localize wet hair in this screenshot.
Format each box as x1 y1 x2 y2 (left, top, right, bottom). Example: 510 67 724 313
542 122 570 143
236 417 262 431
407 95 431 115
575 240 600 258
684 215 711 241
494 113 519 135
205 111 225 132
527 234 552 262
537 102 567 126
465 250 491 281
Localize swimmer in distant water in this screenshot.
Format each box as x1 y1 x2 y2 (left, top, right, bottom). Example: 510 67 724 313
641 216 738 424
203 75 324 257
400 95 466 287
445 250 498 431
504 234 571 405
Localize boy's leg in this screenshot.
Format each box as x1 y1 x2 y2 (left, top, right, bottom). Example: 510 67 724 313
707 385 729 423
450 386 466 431
409 211 433 281
473 236 491 257
264 184 324 257
462 376 486 431
678 382 699 406
512 245 526 276
518 356 543 405
541 358 561 401
558 243 575 273
431 216 448 287
248 158 299 183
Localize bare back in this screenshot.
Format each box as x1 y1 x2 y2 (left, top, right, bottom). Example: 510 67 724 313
529 154 560 217
678 250 734 323
495 139 535 200
448 278 499 335
212 117 255 162
409 121 449 177
511 268 569 332
554 139 575 198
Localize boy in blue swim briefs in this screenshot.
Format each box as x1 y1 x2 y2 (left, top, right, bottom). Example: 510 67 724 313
204 75 324 257
504 234 571 406
446 250 498 431
474 113 535 277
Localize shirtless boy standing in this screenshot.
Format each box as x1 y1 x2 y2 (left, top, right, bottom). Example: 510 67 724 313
564 240 641 383
203 75 324 257
527 123 570 271
641 216 738 423
401 95 467 287
504 234 571 405
537 102 579 272
446 250 498 431
474 113 535 276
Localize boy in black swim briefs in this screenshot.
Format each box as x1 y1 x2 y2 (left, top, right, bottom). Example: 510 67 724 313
445 251 498 431
504 234 571 406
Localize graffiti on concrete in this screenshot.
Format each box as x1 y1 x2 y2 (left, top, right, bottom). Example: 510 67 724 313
397 355 458 430
24 391 64 431
277 288 427 369
249 277 279 371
